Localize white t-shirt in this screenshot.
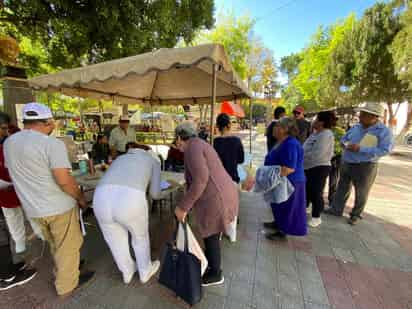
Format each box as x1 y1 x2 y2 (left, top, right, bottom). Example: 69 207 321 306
4 130 76 218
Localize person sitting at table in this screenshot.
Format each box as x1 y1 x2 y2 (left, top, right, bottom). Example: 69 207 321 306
109 116 137 158
165 139 184 172
93 142 161 285
198 123 209 141
91 134 110 164
173 122 238 287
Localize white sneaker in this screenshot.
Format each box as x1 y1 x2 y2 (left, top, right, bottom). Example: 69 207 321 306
123 269 136 285
140 260 160 284
308 217 322 228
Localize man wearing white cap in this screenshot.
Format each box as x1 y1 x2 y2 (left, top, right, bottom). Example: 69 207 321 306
109 115 137 158
325 102 393 225
3 102 94 296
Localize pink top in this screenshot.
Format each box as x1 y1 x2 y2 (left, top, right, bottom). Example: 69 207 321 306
178 138 238 238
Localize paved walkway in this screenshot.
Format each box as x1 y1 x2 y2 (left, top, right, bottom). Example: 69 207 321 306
1 133 412 309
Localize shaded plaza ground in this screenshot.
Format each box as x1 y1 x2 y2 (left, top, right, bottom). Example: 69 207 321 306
1 132 412 309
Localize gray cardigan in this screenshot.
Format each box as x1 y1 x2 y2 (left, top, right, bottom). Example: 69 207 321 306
303 129 335 170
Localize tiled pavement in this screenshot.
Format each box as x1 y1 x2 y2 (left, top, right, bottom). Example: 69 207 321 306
1 133 412 309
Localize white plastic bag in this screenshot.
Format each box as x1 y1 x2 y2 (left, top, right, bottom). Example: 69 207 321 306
176 223 208 275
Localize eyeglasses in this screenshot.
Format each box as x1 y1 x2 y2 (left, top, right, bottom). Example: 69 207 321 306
293 111 302 115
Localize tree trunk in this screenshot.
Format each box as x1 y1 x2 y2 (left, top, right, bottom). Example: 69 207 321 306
387 103 395 129
386 102 403 129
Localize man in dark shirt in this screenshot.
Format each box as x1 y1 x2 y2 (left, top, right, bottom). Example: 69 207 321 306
198 124 209 141
292 106 311 144
91 134 110 164
265 106 286 152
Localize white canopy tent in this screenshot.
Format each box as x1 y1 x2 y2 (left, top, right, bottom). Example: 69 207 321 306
29 44 252 146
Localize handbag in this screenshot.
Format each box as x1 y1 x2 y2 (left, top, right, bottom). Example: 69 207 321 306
176 222 208 276
158 221 203 306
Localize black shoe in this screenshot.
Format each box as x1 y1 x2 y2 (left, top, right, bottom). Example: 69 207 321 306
202 271 224 287
265 231 287 241
263 221 278 230
13 262 27 272
0 262 27 281
348 216 361 226
324 208 342 217
0 269 37 291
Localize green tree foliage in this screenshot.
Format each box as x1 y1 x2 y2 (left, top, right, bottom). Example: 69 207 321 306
391 1 412 88
193 13 278 99
241 100 266 120
247 39 269 95
292 15 356 109
390 0 412 135
1 0 214 69
194 13 254 80
328 1 410 128
347 2 408 109
280 53 302 81
281 1 411 120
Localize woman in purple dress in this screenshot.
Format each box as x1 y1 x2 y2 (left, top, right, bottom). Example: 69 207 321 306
263 117 307 239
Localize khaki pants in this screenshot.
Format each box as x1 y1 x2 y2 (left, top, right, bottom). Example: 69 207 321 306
33 207 83 295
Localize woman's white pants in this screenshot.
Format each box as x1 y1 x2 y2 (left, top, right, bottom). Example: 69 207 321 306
93 185 152 281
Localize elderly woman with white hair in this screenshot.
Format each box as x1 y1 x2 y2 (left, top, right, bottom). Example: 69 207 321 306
173 122 238 287
93 143 161 285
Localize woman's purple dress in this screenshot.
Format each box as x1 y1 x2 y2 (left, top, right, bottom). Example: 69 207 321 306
264 136 307 236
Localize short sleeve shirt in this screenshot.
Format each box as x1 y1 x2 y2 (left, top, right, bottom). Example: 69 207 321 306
4 130 76 218
109 126 136 153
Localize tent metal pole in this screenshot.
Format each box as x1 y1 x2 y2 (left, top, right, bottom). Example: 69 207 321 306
122 104 128 116
249 97 253 158
209 64 217 144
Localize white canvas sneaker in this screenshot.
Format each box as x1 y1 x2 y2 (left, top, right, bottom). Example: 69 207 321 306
308 217 322 228
140 260 160 284
123 269 136 284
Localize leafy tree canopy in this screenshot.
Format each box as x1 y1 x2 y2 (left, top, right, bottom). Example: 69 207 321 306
292 14 356 109
348 2 408 105
1 0 214 69
192 13 278 97
391 0 412 89
193 13 254 80
280 53 302 81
